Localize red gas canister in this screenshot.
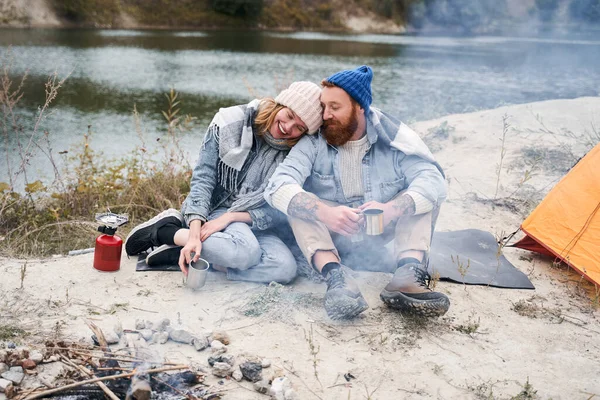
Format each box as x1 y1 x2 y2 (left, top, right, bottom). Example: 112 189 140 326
93 225 123 272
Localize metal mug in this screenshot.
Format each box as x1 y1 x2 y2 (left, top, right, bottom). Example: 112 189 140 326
186 258 209 290
363 208 384 235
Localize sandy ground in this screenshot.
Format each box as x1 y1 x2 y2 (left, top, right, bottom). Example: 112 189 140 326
1 97 600 399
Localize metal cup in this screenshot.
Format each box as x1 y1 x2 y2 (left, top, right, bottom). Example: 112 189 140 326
186 258 209 290
363 208 384 235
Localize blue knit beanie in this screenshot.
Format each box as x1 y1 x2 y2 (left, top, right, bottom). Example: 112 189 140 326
325 65 373 110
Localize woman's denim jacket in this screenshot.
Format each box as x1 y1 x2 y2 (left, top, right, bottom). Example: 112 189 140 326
182 128 288 230
264 115 447 208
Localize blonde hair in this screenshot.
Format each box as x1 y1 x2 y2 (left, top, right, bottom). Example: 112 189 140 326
253 98 303 147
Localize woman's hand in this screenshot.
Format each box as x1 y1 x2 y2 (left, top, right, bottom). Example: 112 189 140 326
200 213 234 241
179 220 203 276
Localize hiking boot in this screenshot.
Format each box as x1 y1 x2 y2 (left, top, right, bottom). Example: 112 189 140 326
380 262 450 318
125 208 184 256
146 244 182 266
324 268 368 320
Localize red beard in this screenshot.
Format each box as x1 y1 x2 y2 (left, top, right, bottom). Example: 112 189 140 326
322 105 359 146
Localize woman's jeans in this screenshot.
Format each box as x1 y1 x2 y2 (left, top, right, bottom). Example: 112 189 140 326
197 207 297 284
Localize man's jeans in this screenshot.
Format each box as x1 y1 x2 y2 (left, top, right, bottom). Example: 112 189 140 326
289 195 438 273
199 207 297 284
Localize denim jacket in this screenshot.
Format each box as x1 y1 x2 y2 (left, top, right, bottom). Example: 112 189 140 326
182 127 288 230
264 109 447 208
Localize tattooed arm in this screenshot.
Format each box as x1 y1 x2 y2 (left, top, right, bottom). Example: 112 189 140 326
288 192 362 236
391 193 416 219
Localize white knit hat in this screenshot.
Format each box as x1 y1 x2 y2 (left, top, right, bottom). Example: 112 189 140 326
274 81 323 134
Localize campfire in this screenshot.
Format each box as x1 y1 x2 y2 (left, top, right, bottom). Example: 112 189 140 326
1 322 221 400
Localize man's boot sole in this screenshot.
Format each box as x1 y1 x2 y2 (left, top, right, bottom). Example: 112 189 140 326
380 289 450 318
325 292 369 320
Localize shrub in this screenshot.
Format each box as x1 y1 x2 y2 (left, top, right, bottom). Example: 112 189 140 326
211 0 264 17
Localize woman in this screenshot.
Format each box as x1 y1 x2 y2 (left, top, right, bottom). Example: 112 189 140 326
125 81 323 283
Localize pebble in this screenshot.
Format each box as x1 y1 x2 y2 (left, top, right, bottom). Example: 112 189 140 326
135 319 146 330
210 340 226 351
152 331 169 344
239 361 262 382
0 364 6 374
211 362 231 378
6 344 15 350
192 336 209 351
0 378 14 396
21 359 36 370
153 318 170 332
104 331 120 345
261 358 271 368
210 330 231 345
232 368 243 382
270 376 292 400
208 354 235 367
1 369 24 385
253 379 270 394
169 328 194 345
29 351 43 364
139 329 153 341
284 388 300 400
113 322 123 337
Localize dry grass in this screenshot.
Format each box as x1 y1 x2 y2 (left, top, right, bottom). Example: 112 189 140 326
0 53 194 257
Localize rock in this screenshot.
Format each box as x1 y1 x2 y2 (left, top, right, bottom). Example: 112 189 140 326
210 330 231 345
0 351 7 363
0 365 6 374
270 377 292 400
130 377 151 400
135 319 146 330
208 354 235 367
284 388 299 400
144 320 154 330
16 348 29 360
1 369 24 385
139 329 153 341
21 360 36 370
169 328 194 345
153 318 170 332
210 340 226 351
114 322 123 337
152 332 169 344
240 362 262 382
253 379 270 394
29 351 43 364
0 378 14 396
8 367 22 374
261 358 272 368
211 362 232 378
104 331 120 345
192 336 209 351
6 343 15 350
232 368 243 382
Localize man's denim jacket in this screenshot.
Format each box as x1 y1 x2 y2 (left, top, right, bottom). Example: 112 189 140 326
182 128 287 230
264 113 447 209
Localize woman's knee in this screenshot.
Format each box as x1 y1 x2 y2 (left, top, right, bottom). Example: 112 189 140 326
226 234 262 270
270 251 297 284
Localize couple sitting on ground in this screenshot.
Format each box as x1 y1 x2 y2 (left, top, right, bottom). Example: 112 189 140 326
125 65 449 320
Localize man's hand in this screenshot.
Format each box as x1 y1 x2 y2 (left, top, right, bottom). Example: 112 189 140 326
359 194 416 228
319 205 362 236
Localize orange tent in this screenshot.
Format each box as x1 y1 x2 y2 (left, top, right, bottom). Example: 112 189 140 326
513 143 600 286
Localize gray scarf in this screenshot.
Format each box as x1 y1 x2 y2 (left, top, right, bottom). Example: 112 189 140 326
210 99 290 212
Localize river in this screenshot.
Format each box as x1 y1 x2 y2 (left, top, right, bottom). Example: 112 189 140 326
1 28 599 184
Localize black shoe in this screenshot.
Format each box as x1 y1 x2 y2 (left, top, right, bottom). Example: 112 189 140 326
146 244 182 266
124 208 183 256
324 268 368 320
380 262 450 318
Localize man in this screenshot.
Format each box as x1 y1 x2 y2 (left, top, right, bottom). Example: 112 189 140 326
264 65 449 320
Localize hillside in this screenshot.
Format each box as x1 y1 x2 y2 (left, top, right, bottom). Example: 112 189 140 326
2 0 597 34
